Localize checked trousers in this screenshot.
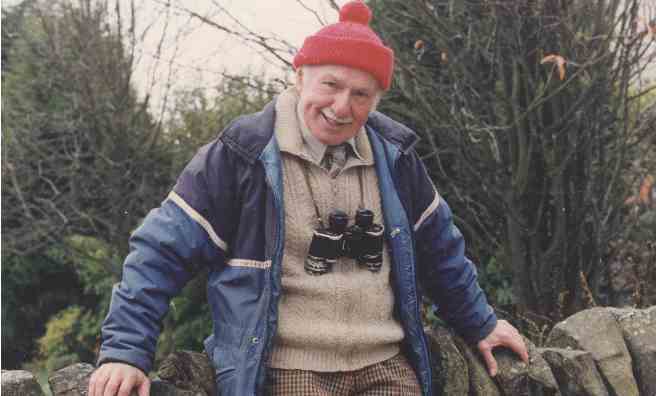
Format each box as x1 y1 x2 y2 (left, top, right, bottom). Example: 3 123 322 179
265 353 422 396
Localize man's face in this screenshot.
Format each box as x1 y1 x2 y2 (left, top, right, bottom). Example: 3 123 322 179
296 64 381 146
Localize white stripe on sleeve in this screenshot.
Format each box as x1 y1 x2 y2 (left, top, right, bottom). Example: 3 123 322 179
168 191 229 252
413 189 441 232
226 259 272 269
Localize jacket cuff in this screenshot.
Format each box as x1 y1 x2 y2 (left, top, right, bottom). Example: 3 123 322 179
460 307 498 344
96 349 152 373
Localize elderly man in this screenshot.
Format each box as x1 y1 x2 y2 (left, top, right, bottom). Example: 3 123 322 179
89 2 528 395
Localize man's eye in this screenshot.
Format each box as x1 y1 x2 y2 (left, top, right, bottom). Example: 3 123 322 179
323 81 337 87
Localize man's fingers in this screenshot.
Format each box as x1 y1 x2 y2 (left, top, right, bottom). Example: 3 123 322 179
90 370 109 396
88 363 147 396
137 377 151 396
103 376 121 396
88 373 96 396
496 320 530 364
481 347 498 377
506 333 529 363
477 320 530 378
88 372 96 396
116 374 136 396
519 341 530 363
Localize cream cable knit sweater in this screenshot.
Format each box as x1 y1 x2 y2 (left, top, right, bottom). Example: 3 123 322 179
268 88 404 371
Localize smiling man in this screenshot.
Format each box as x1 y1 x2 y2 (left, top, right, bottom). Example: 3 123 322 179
89 2 527 396
296 65 379 145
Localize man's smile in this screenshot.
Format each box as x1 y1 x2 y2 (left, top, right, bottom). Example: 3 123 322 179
320 109 353 128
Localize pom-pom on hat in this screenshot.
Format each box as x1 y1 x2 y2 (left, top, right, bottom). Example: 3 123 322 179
293 1 394 90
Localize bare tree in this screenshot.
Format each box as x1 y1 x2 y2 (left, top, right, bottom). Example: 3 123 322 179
370 0 656 318
154 0 341 86
1 0 176 258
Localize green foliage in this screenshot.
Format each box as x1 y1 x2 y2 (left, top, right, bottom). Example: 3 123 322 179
370 0 654 316
607 100 656 306
1 252 84 369
37 306 83 371
156 273 213 361
167 76 276 168
1 3 278 368
1 235 119 370
33 235 121 370
478 257 514 307
66 235 121 298
1 0 172 257
2 0 169 369
421 300 447 329
36 303 101 372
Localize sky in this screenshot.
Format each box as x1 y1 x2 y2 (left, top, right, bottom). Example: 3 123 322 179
2 0 653 118
130 0 654 119
1 0 344 115
122 0 344 116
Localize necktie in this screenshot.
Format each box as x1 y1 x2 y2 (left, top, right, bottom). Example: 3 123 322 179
323 144 347 177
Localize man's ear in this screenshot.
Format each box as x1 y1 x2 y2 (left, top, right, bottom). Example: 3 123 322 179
295 67 304 91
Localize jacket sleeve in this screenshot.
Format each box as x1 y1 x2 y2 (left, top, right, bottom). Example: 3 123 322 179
398 150 497 343
97 137 235 372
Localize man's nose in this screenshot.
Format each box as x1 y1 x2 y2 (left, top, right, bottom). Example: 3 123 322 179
332 91 351 118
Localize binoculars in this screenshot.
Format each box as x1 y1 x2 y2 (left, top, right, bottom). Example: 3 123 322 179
304 209 385 276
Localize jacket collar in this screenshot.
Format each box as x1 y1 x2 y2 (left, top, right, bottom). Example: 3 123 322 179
220 95 419 164
365 111 419 154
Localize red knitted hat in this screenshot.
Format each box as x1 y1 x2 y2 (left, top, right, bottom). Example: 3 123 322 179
293 1 394 90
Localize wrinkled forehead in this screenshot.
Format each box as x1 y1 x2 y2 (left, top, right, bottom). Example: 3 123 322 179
302 64 381 92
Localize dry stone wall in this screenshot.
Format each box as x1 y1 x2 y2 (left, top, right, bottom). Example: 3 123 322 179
2 306 654 396
1 370 44 396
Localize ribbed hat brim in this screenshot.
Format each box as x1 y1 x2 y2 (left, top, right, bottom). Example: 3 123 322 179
293 35 394 90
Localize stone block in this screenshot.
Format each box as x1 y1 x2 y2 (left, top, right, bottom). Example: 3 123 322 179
609 306 656 396
425 326 469 395
1 370 45 396
540 347 608 396
494 337 560 396
547 307 639 396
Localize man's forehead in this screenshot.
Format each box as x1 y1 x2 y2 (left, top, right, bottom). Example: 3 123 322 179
306 65 380 90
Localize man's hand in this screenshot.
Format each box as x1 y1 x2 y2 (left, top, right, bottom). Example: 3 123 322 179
88 362 150 396
477 319 529 377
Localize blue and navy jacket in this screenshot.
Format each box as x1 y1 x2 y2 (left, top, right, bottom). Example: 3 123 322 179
98 99 497 396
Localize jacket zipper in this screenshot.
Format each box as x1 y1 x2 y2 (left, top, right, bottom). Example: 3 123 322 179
256 165 283 395
394 154 432 396
411 235 431 396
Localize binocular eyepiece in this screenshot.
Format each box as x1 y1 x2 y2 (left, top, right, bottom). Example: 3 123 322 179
304 209 384 276
304 210 348 275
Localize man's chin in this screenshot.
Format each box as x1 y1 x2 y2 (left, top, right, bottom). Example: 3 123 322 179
310 121 358 145
314 131 348 146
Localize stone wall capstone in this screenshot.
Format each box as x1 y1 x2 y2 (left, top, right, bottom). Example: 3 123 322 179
1 370 45 396
540 348 608 396
546 307 640 396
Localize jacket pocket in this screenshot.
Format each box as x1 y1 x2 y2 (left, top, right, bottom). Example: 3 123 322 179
204 334 237 391
215 366 237 396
